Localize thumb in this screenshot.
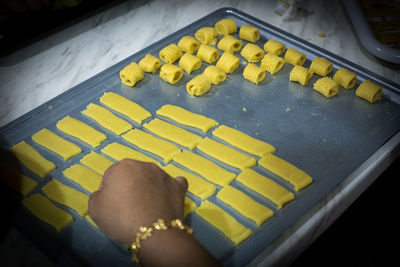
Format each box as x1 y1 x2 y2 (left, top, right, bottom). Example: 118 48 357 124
175 176 188 194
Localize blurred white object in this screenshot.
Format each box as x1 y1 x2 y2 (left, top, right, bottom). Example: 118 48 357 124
275 0 304 21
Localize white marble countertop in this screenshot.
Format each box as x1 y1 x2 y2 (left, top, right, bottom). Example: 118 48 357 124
0 0 399 266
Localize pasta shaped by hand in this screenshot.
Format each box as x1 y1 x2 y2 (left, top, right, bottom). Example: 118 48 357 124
355 80 382 103
241 43 264 63
179 53 202 74
264 39 286 56
159 44 182 64
243 63 266 85
203 66 226 85
239 24 260 42
309 57 333 76
333 68 357 89
216 52 240 73
139 54 162 73
215 18 237 35
217 35 243 53
120 62 144 87
186 75 211 96
261 53 284 74
197 44 219 64
289 65 312 86
313 77 339 98
159 64 184 85
178 36 200 53
284 48 306 66
195 27 218 45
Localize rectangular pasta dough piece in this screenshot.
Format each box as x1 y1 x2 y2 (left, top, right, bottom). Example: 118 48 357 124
184 197 197 217
236 169 295 209
144 118 202 149
163 164 216 199
0 161 37 196
212 125 276 157
80 151 114 175
156 104 218 132
217 185 274 226
63 164 102 193
258 154 313 191
123 129 180 163
32 128 82 160
172 150 236 187
56 116 107 148
23 194 74 232
195 200 252 245
197 138 256 170
99 92 151 124
42 179 89 217
81 103 132 135
10 141 56 178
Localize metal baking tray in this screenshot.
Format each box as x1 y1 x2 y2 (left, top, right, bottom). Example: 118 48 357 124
1 7 400 267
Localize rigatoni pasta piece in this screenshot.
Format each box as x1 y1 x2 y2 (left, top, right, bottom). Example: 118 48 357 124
80 151 114 175
313 77 339 98
333 67 357 89
261 53 284 75
215 18 237 35
203 65 226 85
0 161 37 196
239 24 260 42
186 75 211 97
159 44 182 64
101 142 160 166
216 52 240 73
63 164 102 193
195 27 218 45
159 64 184 85
240 43 264 63
184 197 197 217
284 48 306 66
197 44 219 64
217 35 243 53
138 54 162 73
355 80 382 103
177 36 200 53
309 57 333 76
179 53 202 74
289 65 312 86
120 62 144 87
263 39 286 56
243 63 266 85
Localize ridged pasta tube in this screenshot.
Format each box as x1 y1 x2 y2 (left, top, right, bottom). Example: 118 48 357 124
216 52 240 73
197 44 219 64
217 35 243 53
309 57 333 76
355 80 382 103
215 18 237 35
313 77 339 98
179 53 202 74
284 48 306 66
241 43 265 62
195 27 218 45
186 75 211 96
239 24 260 42
261 53 284 74
120 62 144 87
289 65 312 86
243 63 266 85
178 36 200 53
159 64 183 85
138 54 162 73
203 66 226 85
333 67 357 89
159 44 182 64
263 39 286 55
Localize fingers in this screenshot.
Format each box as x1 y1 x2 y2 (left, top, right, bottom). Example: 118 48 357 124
88 190 101 218
175 176 188 194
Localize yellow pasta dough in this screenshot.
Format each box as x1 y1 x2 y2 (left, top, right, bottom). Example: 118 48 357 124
313 77 339 98
258 153 313 191
243 63 266 85
355 80 382 103
177 36 200 53
138 54 162 73
123 129 180 162
195 200 252 245
99 92 151 124
80 151 114 175
239 24 260 43
215 18 237 35
216 52 240 74
241 43 264 63
159 44 182 64
42 179 89 217
101 142 160 166
236 169 295 209
10 141 56 178
212 125 276 157
284 48 306 66
197 44 219 64
159 64 184 85
172 150 236 187
156 104 218 132
289 65 312 86
203 65 226 85
186 74 211 97
82 103 132 135
144 118 202 149
120 62 144 87
163 164 216 199
263 39 286 56
333 67 357 89
63 164 102 193
179 53 202 74
217 185 274 225
56 116 107 148
197 137 256 170
195 27 218 45
217 35 243 53
261 53 284 75
32 128 82 160
0 161 37 196
309 57 333 76
23 194 74 232
184 197 197 217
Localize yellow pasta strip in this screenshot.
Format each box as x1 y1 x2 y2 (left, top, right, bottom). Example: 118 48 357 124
80 151 114 175
217 185 274 225
163 164 216 199
138 54 162 73
263 39 286 56
243 63 266 85
313 77 339 98
239 25 260 43
101 142 161 166
196 200 252 245
178 36 200 53
195 27 218 45
42 179 89 217
82 103 132 135
156 104 218 132
333 68 357 89
56 116 106 148
184 197 197 217
212 125 276 157
309 57 333 76
99 92 152 124
120 62 144 87
23 194 74 232
289 65 312 86
172 150 236 187
10 141 56 178
236 169 294 209
197 138 256 170
241 43 265 63
159 44 182 64
284 48 306 66
355 80 382 103
0 161 37 196
203 65 226 85
261 53 284 75
215 18 237 35
186 75 211 97
63 164 102 193
258 154 313 191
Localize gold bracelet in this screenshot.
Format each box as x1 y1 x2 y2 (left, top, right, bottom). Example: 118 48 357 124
129 218 194 265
